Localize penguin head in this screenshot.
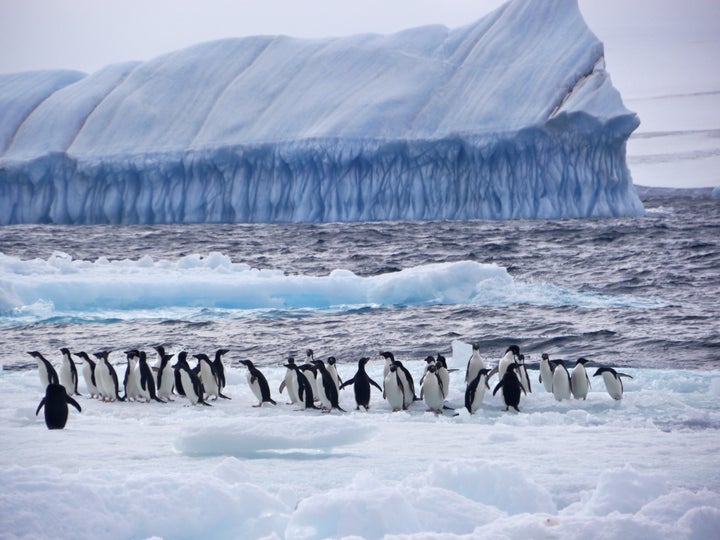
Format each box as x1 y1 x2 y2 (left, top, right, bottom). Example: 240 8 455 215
239 359 254 369
576 358 589 366
153 345 165 355
541 353 549 360
358 357 369 367
287 356 295 364
44 383 68 398
472 343 480 351
60 347 71 357
436 356 447 369
380 351 395 361
215 348 230 357
306 349 314 359
93 351 109 360
593 366 616 377
427 364 437 373
327 356 337 366
506 345 520 356
424 356 435 364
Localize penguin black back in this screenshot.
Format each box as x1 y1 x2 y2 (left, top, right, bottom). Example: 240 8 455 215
493 363 525 412
340 357 382 410
36 383 81 429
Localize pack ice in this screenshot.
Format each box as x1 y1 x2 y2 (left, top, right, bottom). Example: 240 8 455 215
0 0 643 225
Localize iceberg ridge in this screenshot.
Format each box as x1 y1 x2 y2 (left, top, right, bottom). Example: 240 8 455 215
0 0 643 224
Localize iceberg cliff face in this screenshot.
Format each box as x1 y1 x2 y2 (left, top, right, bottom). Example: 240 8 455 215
0 0 643 224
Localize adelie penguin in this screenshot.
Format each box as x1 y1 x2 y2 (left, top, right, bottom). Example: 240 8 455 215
59 348 81 396
313 360 345 413
340 357 382 411
27 351 59 390
326 356 343 392
538 353 555 393
93 351 125 402
570 358 591 400
593 366 633 400
465 343 485 386
551 359 572 401
380 352 417 408
239 360 277 407
194 353 229 400
383 363 406 412
36 383 82 429
74 351 99 399
174 352 211 406
283 361 319 411
493 363 526 412
154 346 175 402
212 348 230 396
421 364 446 414
137 351 165 403
465 368 491 414
279 356 301 405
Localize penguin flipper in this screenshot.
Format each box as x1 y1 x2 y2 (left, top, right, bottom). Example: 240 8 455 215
65 395 82 412
340 377 355 390
279 380 286 393
35 398 46 416
492 381 504 396
618 372 633 379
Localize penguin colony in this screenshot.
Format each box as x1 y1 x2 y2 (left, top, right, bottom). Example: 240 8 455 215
29 344 633 427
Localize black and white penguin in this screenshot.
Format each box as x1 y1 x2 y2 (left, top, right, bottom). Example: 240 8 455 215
493 363 526 412
538 353 555 393
27 351 59 390
516 354 531 394
174 354 211 406
419 355 436 387
551 359 572 401
593 366 633 400
340 357 382 411
194 353 221 400
380 352 417 408
212 348 230 395
36 383 81 429
93 351 125 402
421 364 445 414
153 346 175 402
279 356 301 405
137 351 165 403
312 360 345 412
570 358 591 400
123 349 142 401
383 363 406 412
59 348 81 396
239 360 277 407
74 351 99 398
326 356 343 392
300 350 320 400
283 361 318 410
465 368 491 414
435 354 451 399
466 343 485 385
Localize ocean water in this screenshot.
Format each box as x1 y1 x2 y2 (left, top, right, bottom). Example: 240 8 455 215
1 189 717 371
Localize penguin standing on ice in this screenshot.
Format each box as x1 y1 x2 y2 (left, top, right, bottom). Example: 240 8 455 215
279 357 301 405
137 351 165 403
570 358 591 400
421 364 445 414
174 355 211 406
340 357 382 411
74 351 99 398
93 351 125 402
466 343 485 385
516 354 531 394
313 360 345 412
380 352 417 408
123 349 142 401
493 363 526 412
538 353 555 393
36 383 81 429
383 363 406 412
27 351 59 390
283 361 318 410
551 359 572 401
154 346 175 402
239 360 277 407
420 355 436 387
59 348 81 396
593 366 633 400
326 356 343 392
465 368 491 414
212 348 230 396
194 353 221 400
300 350 319 400
435 354 451 399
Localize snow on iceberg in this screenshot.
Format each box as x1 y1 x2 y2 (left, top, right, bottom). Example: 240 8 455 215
0 0 643 224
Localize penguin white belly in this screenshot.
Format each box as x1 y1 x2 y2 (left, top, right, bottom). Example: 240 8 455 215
315 377 332 410
497 352 514 380
422 377 444 413
468 375 488 414
200 363 219 399
82 362 98 398
157 367 174 399
399 373 414 408
95 363 111 401
602 372 624 400
539 361 554 392
552 369 571 401
126 361 142 401
284 370 300 403
59 361 74 395
179 370 199 404
246 372 263 403
383 374 405 411
571 367 589 400
438 369 450 399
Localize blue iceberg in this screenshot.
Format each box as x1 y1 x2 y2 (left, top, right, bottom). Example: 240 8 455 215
0 0 643 224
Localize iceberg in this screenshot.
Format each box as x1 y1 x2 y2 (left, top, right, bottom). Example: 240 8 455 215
0 0 643 224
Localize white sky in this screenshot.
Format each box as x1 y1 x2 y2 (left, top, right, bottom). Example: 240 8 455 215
1 0 718 187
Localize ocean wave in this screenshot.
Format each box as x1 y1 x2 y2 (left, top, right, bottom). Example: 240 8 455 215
0 251 664 325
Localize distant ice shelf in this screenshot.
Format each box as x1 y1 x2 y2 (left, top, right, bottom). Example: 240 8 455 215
0 0 643 224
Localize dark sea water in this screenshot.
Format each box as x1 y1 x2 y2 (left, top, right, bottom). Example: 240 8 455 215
1 189 718 370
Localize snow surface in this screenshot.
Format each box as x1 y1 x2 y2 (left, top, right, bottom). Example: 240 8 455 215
0 0 643 224
1 348 719 539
